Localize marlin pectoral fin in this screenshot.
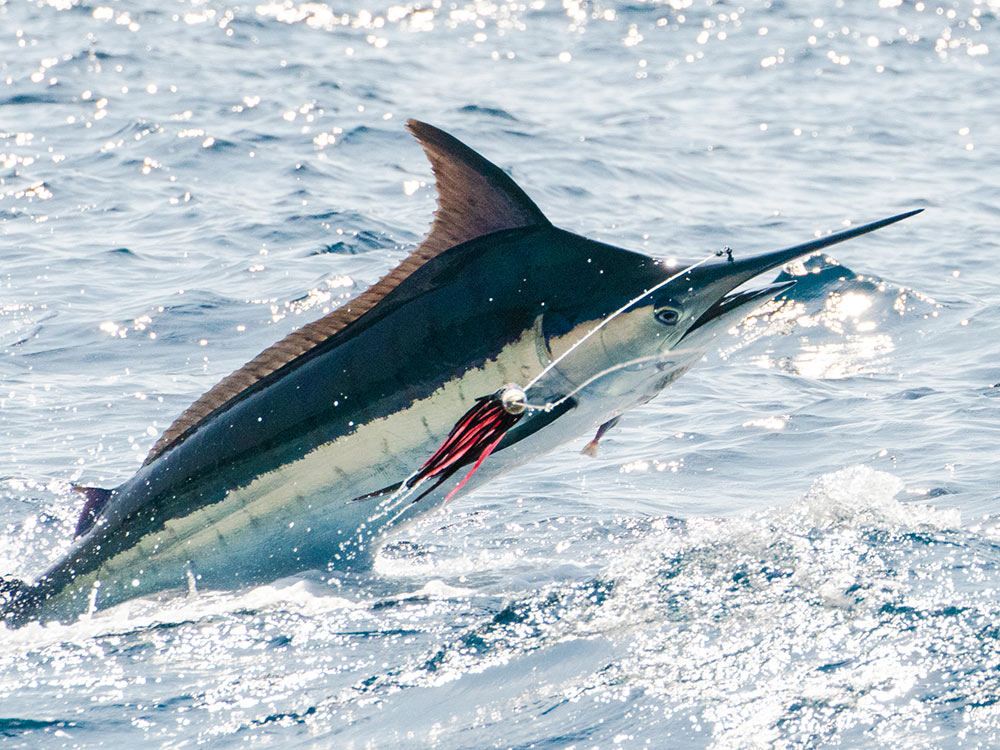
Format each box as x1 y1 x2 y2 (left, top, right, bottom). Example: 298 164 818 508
581 415 623 458
72 485 114 537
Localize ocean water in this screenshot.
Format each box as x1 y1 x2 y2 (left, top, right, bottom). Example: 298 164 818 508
1 0 999 746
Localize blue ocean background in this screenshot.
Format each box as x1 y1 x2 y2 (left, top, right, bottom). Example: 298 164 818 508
1 0 998 746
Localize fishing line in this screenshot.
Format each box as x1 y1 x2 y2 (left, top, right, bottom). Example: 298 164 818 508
370 478 426 523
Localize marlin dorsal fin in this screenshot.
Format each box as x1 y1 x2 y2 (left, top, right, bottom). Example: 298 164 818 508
143 120 551 464
405 119 551 254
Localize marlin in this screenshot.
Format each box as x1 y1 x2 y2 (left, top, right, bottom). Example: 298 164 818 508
0 120 920 625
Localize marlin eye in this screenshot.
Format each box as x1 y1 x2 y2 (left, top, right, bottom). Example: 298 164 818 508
654 307 679 326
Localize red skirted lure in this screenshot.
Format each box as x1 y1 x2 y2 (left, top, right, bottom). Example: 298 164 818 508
405 384 527 502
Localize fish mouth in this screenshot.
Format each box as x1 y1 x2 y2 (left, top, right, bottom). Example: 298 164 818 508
686 279 797 335
677 209 922 340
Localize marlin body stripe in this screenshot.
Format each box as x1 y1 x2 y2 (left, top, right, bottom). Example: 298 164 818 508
0 120 920 625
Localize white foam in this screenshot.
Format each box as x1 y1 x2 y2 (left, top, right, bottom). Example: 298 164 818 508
774 464 960 532
399 579 476 599
0 572 357 650
601 464 961 632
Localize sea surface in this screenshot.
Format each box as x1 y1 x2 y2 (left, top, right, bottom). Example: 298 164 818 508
1 0 999 747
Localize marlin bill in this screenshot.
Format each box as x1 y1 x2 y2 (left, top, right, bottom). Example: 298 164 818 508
0 120 921 625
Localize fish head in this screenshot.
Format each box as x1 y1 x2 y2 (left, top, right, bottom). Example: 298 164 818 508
535 208 921 417
538 244 803 409
650 247 809 352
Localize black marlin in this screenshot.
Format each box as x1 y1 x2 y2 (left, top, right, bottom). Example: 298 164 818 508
0 121 920 625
